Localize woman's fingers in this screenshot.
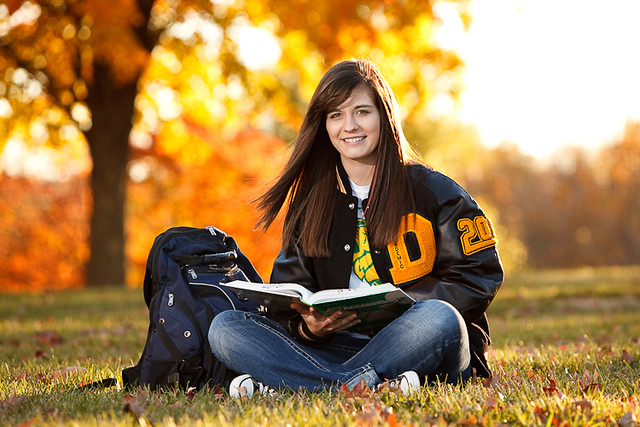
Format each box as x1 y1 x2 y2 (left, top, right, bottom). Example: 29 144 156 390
328 312 361 332
306 309 361 336
290 301 312 315
291 303 362 335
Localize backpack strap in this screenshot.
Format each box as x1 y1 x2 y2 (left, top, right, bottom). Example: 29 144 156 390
173 250 237 267
172 296 206 345
156 321 207 386
75 377 118 390
156 320 185 363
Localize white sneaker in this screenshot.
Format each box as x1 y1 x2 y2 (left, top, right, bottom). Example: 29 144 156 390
376 370 421 395
229 374 278 398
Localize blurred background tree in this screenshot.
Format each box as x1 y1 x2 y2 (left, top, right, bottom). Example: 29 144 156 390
461 121 640 270
0 0 470 289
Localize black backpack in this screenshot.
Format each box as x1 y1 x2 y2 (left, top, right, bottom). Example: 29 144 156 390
121 226 262 390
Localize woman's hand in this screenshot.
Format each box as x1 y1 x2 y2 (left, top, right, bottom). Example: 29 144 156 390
290 302 361 337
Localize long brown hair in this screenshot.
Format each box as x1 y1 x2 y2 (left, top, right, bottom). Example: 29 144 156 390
255 58 421 257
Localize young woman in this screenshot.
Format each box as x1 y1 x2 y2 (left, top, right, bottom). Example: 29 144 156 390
209 58 503 396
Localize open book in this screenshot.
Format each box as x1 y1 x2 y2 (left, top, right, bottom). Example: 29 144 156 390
216 280 415 334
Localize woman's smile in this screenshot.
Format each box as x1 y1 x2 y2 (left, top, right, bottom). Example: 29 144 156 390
344 136 366 143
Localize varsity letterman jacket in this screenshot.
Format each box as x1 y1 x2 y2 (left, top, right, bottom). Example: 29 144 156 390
270 161 504 377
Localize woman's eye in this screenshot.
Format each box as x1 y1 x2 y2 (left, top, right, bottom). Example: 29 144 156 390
328 112 341 119
356 109 370 115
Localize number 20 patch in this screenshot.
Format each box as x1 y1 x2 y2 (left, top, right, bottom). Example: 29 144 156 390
457 216 498 255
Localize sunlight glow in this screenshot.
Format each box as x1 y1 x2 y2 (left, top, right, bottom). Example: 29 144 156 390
436 0 640 158
7 1 40 29
152 85 182 121
0 98 12 118
0 136 90 181
167 9 224 49
70 102 92 131
229 20 282 71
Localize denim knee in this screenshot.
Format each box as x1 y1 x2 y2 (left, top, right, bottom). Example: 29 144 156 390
410 299 468 342
208 310 242 357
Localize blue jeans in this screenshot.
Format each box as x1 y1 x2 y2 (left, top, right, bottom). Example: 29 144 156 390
208 299 471 391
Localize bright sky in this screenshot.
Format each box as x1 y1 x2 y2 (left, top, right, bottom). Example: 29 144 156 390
435 0 640 158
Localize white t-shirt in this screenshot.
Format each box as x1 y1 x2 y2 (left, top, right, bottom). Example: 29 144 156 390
342 179 374 339
348 179 371 290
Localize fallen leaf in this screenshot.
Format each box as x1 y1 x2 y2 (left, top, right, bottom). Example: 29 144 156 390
542 377 558 395
123 393 153 427
211 385 226 400
482 372 502 389
617 410 637 427
579 369 602 394
533 405 547 422
385 410 400 427
622 350 635 364
353 402 396 426
35 330 64 346
232 385 248 398
1 394 25 411
457 414 478 425
340 381 372 398
582 382 602 394
37 372 50 383
136 386 149 400
185 387 197 399
572 399 592 412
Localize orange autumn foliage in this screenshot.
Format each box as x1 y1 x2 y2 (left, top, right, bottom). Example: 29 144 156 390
126 127 288 286
0 128 286 292
0 175 91 292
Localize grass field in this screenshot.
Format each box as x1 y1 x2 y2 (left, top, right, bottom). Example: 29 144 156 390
1 266 639 426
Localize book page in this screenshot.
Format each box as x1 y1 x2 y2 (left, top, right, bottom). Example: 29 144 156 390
304 283 397 305
216 281 312 312
221 281 311 299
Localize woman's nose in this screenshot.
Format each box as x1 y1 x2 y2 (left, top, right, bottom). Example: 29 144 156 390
345 114 359 131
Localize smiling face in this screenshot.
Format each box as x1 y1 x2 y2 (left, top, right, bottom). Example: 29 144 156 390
325 85 381 182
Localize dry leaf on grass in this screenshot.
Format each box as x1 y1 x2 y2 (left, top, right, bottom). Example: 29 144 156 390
340 381 372 399
622 350 635 364
617 410 637 427
123 390 153 427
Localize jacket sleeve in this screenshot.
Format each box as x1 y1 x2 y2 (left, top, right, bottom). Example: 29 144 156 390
269 242 319 292
268 242 329 343
405 177 504 324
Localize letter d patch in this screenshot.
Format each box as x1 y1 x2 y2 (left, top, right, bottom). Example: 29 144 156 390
387 213 436 284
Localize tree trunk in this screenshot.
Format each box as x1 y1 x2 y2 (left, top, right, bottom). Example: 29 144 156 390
84 64 137 286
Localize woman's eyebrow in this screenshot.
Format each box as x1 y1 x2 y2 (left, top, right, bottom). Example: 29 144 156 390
329 103 375 112
354 103 375 109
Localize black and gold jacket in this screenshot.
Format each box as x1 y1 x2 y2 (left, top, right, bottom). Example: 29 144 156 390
270 161 504 377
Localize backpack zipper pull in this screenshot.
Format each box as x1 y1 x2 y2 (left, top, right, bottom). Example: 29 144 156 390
187 268 197 280
168 293 174 307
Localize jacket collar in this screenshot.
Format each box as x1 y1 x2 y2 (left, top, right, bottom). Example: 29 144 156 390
335 160 352 195
336 161 371 212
